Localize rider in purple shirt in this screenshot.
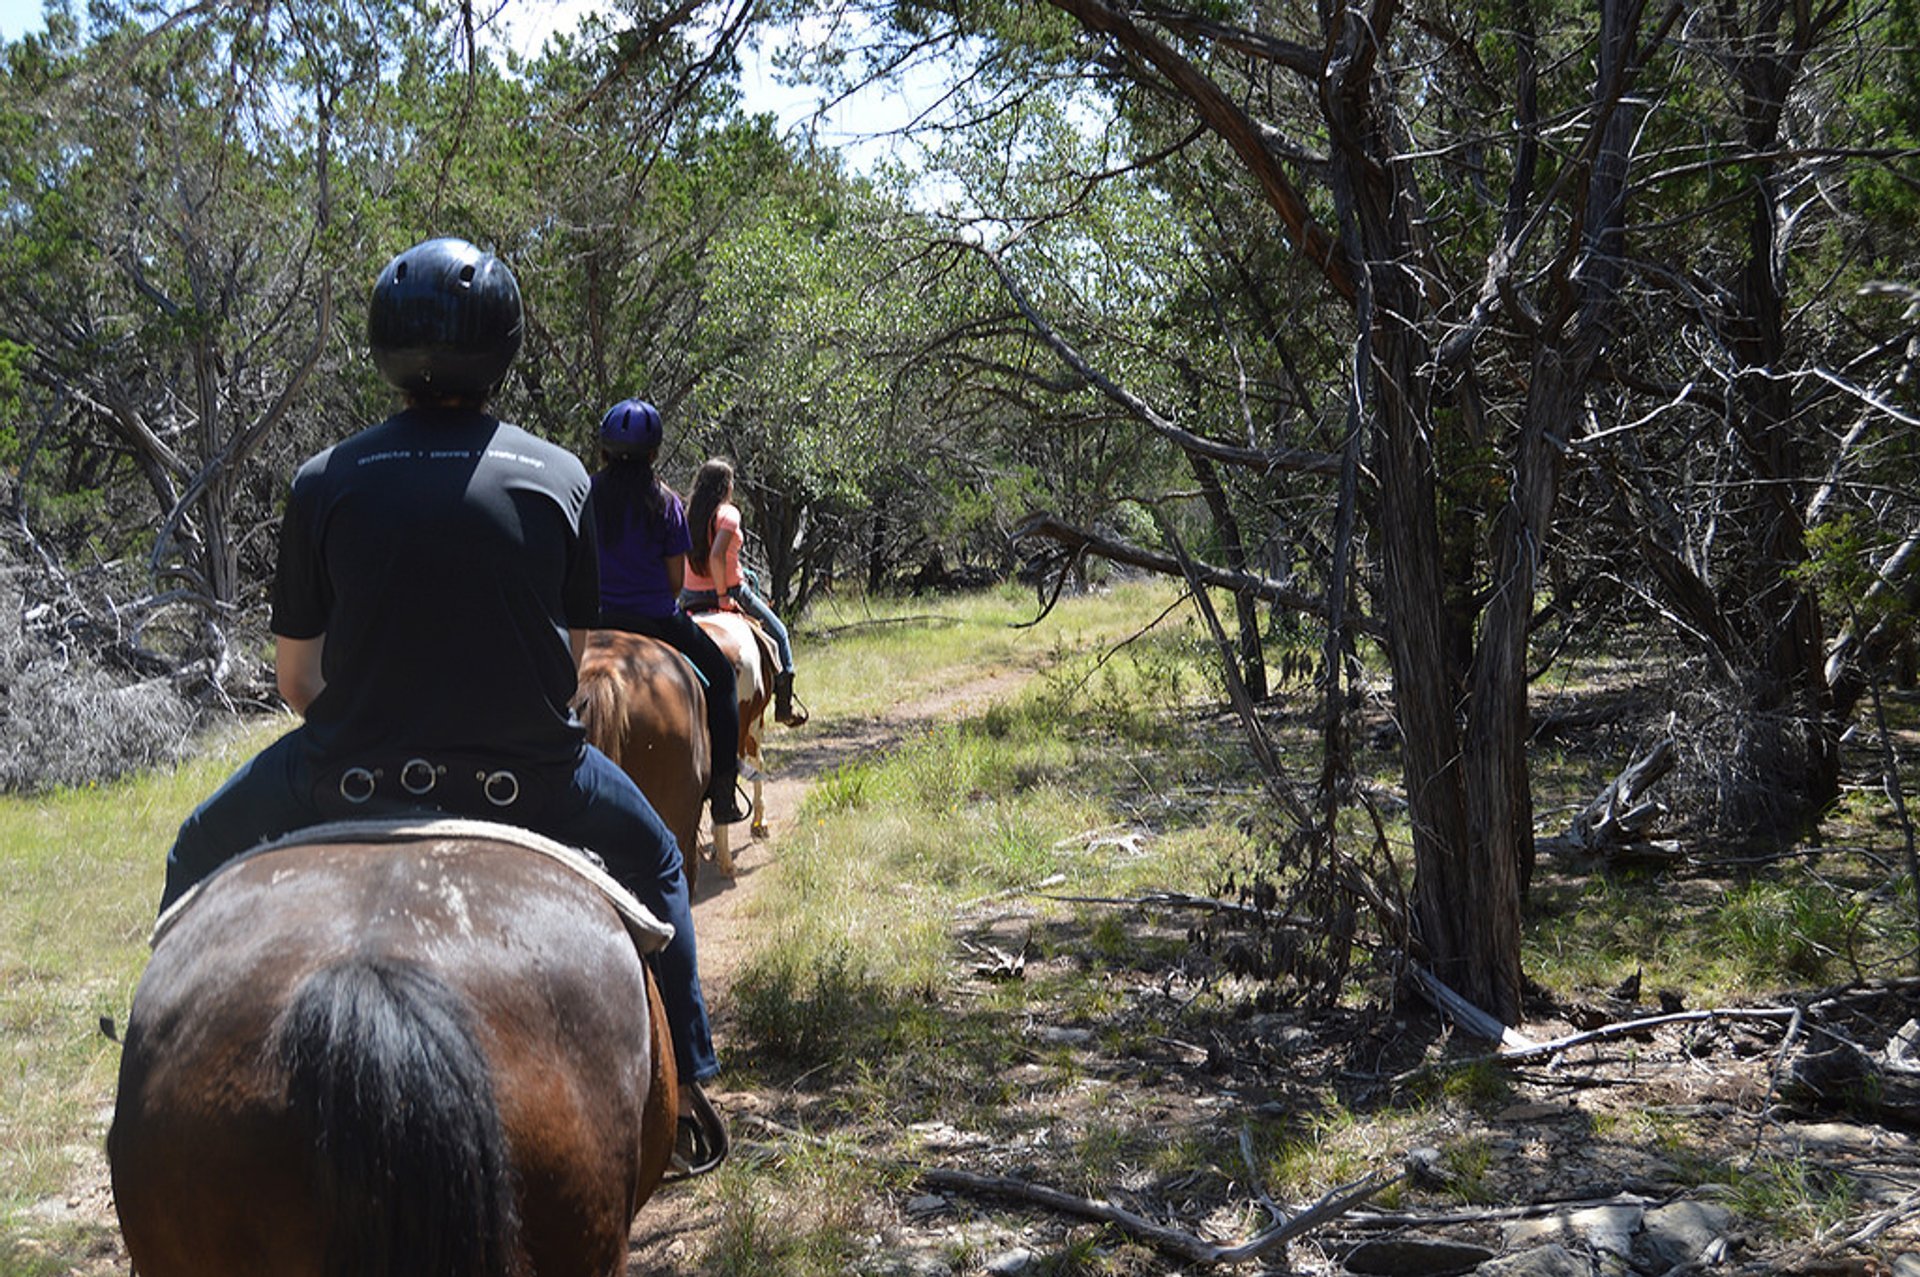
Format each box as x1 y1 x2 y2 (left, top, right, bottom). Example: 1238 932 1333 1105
591 399 748 827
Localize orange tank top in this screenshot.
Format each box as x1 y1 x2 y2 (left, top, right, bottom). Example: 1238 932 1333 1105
684 503 743 592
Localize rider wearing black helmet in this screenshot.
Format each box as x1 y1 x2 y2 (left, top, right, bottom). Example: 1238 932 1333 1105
159 236 728 1177
592 398 751 827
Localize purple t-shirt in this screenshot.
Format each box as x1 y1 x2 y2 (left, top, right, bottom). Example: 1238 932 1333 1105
591 470 691 620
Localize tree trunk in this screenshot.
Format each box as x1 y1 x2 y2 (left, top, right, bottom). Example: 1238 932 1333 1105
1190 453 1268 700
1324 72 1521 1019
1724 9 1841 825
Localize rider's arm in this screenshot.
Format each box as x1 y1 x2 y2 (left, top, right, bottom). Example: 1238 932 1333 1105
665 553 686 595
275 634 325 715
708 526 740 610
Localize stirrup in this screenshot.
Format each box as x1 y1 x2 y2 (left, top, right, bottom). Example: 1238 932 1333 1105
663 1084 729 1182
710 784 753 827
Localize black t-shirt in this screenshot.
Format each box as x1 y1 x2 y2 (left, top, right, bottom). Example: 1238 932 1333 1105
270 408 598 766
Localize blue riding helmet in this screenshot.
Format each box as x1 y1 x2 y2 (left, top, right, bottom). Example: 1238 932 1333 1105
368 237 523 399
600 398 664 459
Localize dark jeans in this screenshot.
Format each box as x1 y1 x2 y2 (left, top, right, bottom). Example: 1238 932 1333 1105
600 608 740 799
160 728 718 1082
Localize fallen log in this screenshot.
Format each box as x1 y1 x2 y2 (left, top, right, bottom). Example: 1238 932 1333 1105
1782 1019 1920 1127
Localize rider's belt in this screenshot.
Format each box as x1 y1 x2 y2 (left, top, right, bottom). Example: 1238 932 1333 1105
313 754 567 821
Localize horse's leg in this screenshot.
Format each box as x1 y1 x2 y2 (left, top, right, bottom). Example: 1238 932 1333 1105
747 723 768 839
712 814 734 877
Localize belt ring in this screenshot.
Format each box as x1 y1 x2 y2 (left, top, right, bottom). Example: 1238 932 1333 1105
482 769 520 807
339 767 377 804
400 757 439 796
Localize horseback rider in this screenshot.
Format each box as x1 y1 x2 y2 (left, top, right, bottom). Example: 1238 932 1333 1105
681 457 809 726
591 398 752 828
157 236 727 1177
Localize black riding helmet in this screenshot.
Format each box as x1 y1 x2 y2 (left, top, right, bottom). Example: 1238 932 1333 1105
368 237 523 398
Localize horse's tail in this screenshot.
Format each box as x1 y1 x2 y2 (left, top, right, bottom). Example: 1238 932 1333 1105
573 658 630 763
276 956 522 1277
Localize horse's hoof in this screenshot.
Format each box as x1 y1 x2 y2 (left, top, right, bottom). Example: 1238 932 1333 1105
751 822 768 838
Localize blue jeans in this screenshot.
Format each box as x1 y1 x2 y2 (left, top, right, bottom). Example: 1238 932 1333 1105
161 728 718 1082
680 582 794 674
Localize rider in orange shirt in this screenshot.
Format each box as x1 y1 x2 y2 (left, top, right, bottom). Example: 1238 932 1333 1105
681 458 807 726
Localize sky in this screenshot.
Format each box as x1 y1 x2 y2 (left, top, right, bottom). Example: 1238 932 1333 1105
0 0 933 171
0 0 41 42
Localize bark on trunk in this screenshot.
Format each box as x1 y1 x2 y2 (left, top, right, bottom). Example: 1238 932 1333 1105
1190 454 1268 700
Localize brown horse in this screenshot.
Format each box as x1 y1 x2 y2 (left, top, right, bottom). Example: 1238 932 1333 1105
108 821 678 1277
573 628 712 890
693 610 778 875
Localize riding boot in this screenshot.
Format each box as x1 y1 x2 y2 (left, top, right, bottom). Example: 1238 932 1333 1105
709 779 750 826
774 671 808 726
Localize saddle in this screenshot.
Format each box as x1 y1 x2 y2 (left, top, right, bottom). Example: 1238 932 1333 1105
691 608 781 676
153 817 676 956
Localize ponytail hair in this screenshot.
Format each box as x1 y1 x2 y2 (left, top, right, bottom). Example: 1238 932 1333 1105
687 458 735 563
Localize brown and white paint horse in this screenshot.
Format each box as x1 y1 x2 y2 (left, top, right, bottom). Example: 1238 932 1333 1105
692 610 778 876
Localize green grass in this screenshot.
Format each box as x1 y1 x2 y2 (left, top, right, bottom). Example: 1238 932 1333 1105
0 717 290 1211
7 578 1918 1273
791 580 1182 727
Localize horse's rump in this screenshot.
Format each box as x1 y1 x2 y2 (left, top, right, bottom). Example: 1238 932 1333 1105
110 835 676 1277
691 611 778 864
574 629 711 887
692 611 777 711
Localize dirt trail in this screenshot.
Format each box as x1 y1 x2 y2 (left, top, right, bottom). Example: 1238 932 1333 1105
30 665 1040 1277
682 665 1038 984
625 664 1039 1274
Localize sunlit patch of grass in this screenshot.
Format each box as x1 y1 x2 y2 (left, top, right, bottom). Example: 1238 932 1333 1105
697 1136 898 1277
1709 879 1873 986
1145 1129 1216 1182
1439 1060 1516 1113
1525 874 1727 1000
1040 1230 1119 1274
1442 1136 1495 1205
795 579 1192 727
1722 1155 1862 1239
0 715 285 1208
1250 1106 1381 1202
1072 1120 1130 1186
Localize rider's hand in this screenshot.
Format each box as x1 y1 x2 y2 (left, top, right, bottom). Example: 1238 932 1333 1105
719 597 741 613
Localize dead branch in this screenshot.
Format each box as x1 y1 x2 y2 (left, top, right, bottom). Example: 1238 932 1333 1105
1407 963 1540 1050
1568 734 1675 849
1388 1003 1804 1090
1782 1018 1920 1125
1804 974 1920 1014
737 1110 1401 1267
1495 1007 1799 1064
918 1163 1400 1266
1838 1188 1920 1249
1015 512 1382 636
809 614 957 637
1033 889 1297 921
1342 1189 1672 1230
